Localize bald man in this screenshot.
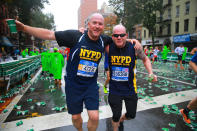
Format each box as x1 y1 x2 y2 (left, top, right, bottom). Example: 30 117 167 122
106 25 157 131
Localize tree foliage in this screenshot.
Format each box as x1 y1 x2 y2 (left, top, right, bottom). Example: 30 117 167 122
108 0 163 46
108 0 143 32
31 10 56 30
5 0 49 25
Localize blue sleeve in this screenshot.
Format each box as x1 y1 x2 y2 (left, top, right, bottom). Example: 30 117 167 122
191 52 197 65
104 53 109 69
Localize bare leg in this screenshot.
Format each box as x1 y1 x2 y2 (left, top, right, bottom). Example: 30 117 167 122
175 62 178 69
119 113 127 122
111 120 119 131
104 71 110 87
187 97 197 110
87 110 99 131
58 79 61 88
55 79 58 86
72 114 83 131
180 60 184 69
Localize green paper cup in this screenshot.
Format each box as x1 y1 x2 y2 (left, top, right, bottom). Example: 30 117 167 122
6 19 17 33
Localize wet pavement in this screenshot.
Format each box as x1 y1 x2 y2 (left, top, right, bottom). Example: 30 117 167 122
0 59 197 131
47 101 197 131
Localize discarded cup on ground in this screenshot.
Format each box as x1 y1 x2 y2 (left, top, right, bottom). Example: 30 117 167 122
148 74 154 82
6 19 17 33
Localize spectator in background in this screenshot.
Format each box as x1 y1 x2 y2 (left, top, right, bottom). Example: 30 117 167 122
41 49 48 76
64 47 70 61
51 47 64 88
174 44 185 69
144 46 148 56
152 46 160 64
21 48 29 58
161 45 170 63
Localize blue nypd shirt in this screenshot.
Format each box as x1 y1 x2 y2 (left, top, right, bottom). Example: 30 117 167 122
55 30 112 89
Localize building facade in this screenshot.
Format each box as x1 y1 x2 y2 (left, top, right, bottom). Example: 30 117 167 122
139 0 197 51
78 0 97 29
99 2 117 36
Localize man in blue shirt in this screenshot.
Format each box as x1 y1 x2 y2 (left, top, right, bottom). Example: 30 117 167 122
180 52 197 124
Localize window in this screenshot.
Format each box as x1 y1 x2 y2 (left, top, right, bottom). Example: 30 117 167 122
185 2 190 15
144 30 146 38
168 0 171 4
159 26 162 35
168 24 171 35
175 22 179 33
168 8 171 19
138 30 141 39
195 17 197 30
176 6 180 17
184 19 189 32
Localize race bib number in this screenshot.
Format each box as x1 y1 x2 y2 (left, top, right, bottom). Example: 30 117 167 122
111 66 129 81
77 60 97 77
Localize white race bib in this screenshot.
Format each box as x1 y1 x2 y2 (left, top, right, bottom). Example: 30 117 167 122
77 60 97 77
111 66 129 81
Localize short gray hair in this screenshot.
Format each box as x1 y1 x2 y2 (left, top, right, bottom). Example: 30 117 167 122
87 13 104 23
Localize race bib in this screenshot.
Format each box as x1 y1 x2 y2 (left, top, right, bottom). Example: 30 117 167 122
77 60 97 77
111 66 129 81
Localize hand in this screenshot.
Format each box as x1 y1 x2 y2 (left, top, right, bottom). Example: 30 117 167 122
79 27 85 33
15 20 25 32
149 74 157 82
127 39 142 50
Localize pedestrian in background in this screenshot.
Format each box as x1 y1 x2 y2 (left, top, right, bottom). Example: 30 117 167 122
174 44 185 69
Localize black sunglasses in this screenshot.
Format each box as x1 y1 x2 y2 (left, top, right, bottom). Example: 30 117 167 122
112 34 126 38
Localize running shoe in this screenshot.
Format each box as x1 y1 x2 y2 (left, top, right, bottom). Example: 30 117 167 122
103 86 108 94
179 109 191 124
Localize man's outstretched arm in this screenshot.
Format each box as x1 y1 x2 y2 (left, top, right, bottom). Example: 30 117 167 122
14 20 56 40
136 47 157 82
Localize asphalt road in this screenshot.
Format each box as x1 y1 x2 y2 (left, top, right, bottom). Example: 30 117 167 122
0 60 196 131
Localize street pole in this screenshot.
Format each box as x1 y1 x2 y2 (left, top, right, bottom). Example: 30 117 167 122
31 36 35 51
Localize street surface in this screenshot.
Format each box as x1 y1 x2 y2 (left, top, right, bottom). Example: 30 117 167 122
0 59 196 131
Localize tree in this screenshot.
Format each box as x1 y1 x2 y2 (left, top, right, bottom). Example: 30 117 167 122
7 0 49 24
137 0 163 47
108 0 143 37
108 0 163 46
31 10 56 30
104 15 117 36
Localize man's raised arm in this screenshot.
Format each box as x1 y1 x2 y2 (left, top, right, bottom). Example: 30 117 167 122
14 20 56 40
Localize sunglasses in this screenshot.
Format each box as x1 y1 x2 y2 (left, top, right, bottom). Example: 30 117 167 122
112 34 126 38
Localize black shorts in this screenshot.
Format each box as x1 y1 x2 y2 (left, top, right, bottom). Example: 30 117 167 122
108 93 138 122
105 68 109 71
177 55 182 61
